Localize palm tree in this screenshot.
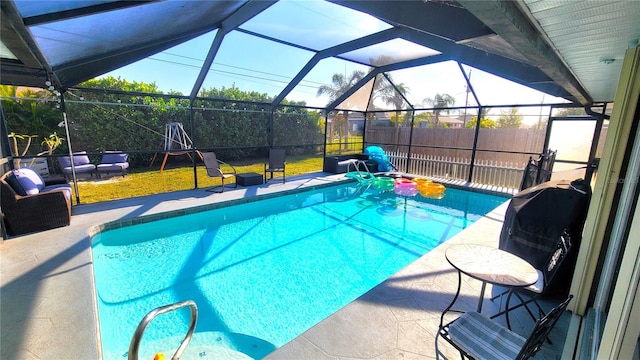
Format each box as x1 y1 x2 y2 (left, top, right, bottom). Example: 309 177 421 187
380 82 410 127
317 70 365 149
423 93 455 128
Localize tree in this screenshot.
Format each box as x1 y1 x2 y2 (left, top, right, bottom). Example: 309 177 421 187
380 82 410 127
497 107 523 128
317 70 365 149
423 93 455 128
414 112 433 128
1 85 61 153
465 117 497 129
554 107 587 117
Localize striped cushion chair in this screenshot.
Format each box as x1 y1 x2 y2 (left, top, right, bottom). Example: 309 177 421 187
439 295 572 359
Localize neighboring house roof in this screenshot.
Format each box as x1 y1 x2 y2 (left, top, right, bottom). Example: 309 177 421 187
437 116 464 125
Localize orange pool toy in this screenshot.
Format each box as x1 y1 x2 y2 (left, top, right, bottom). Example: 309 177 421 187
418 181 446 199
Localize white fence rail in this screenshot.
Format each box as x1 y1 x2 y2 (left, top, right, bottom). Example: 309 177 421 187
386 151 525 191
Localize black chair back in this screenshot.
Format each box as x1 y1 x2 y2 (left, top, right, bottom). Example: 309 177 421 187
516 295 573 359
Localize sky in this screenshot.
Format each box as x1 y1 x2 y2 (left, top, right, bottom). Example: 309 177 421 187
100 0 569 124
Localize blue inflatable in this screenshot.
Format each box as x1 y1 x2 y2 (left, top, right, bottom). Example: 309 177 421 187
364 146 394 172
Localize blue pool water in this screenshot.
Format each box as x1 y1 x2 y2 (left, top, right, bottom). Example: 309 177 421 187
92 182 506 359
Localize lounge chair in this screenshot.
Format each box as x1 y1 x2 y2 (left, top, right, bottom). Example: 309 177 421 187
96 151 129 178
0 168 72 236
202 152 237 192
438 295 572 360
58 151 96 180
264 149 286 184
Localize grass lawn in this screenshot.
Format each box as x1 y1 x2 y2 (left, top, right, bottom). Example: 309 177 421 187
73 155 324 204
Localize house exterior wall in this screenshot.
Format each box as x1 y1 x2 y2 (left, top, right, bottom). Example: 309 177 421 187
570 46 640 359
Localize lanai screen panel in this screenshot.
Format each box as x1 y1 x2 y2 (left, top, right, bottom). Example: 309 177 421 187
19 0 246 86
239 0 392 51
99 31 217 95
340 39 441 67
202 31 314 98
13 0 119 17
335 78 375 112
458 65 556 164
463 65 566 107
385 63 476 108
366 74 411 111
286 57 370 108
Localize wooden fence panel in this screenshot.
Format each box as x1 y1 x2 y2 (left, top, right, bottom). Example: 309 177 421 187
386 151 524 191
366 127 545 163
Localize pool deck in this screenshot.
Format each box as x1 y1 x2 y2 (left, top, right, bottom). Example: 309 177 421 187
1 172 572 359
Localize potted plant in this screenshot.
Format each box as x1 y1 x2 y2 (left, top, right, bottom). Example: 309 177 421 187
9 132 64 177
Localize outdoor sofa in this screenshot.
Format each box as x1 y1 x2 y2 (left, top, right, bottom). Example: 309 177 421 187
96 151 129 178
58 151 96 180
0 167 72 236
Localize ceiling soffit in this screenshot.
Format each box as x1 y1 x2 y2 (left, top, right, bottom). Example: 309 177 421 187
457 0 592 105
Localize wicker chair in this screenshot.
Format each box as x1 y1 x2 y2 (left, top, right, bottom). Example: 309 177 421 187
0 170 71 236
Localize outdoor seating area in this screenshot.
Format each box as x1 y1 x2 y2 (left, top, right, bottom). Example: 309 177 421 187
0 167 71 236
58 151 130 181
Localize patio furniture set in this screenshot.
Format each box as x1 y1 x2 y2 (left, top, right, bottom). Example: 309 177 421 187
0 167 71 236
0 151 129 237
437 232 574 358
58 151 130 180
202 149 286 193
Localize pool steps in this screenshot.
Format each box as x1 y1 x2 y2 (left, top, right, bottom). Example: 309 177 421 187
128 300 198 360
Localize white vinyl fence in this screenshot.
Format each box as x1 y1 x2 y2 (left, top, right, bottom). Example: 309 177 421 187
385 150 525 190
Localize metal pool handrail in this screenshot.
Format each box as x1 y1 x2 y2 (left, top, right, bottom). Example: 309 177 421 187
128 300 198 360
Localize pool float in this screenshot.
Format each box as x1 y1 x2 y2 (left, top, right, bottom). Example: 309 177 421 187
345 171 374 184
418 181 446 199
394 178 418 196
414 177 432 188
372 176 395 191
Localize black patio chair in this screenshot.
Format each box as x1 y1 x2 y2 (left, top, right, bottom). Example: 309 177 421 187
202 152 237 193
264 149 286 184
438 295 572 360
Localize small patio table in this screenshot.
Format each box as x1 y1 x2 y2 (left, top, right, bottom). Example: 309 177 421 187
236 172 263 187
440 244 538 328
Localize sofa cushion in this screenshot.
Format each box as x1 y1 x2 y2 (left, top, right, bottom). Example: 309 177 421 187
58 155 71 168
61 163 96 175
5 168 45 195
97 163 129 172
100 152 128 164
59 151 91 169
72 152 91 166
41 184 72 201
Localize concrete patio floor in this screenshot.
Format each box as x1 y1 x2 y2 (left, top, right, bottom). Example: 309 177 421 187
0 172 574 359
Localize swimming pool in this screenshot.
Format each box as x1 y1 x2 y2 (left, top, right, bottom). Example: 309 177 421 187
91 182 506 359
